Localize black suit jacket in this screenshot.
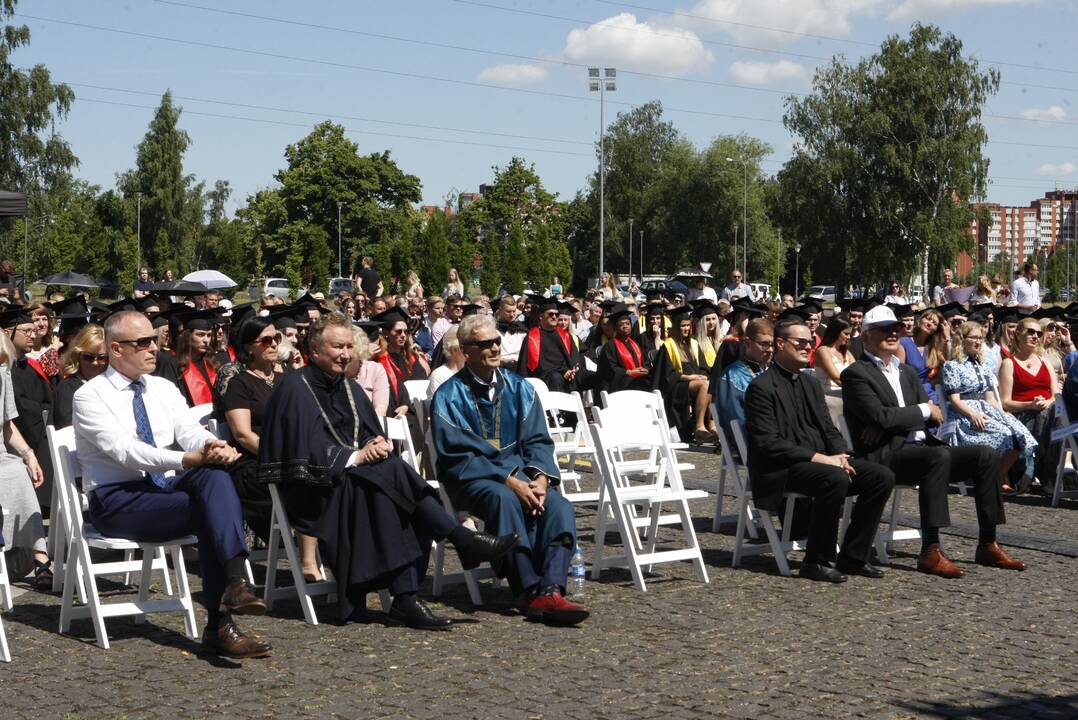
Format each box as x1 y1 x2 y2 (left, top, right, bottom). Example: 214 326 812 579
840 357 942 467
744 366 848 511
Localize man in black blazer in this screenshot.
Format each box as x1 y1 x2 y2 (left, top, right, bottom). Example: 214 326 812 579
745 319 894 583
840 306 1026 578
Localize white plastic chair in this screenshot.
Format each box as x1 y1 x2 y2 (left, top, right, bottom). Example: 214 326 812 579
50 426 198 649
709 402 758 537
0 509 11 662
728 420 808 576
1049 393 1078 507
185 403 214 428
533 390 601 504
600 389 693 452
403 379 430 404
589 406 709 591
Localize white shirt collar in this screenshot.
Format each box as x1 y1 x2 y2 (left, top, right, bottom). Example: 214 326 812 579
864 349 900 371
105 365 146 391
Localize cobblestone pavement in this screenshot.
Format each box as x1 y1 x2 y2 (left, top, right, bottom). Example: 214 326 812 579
2 449 1076 720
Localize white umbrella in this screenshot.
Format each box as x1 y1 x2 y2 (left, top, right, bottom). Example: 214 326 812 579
182 270 237 290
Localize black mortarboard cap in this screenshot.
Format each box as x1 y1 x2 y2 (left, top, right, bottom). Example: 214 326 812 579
50 296 93 320
666 305 694 324
642 286 669 300
778 304 814 321
1033 306 1066 320
605 302 632 323
996 306 1021 324
371 307 411 329
294 292 326 309
0 307 32 328
461 303 484 317
645 301 667 317
797 297 824 313
136 296 162 313
353 320 382 342
229 302 256 326
176 307 227 331
887 302 914 318
971 302 995 316
106 298 139 314
937 301 967 319
148 311 170 329
690 299 719 317
556 301 575 316
840 298 868 313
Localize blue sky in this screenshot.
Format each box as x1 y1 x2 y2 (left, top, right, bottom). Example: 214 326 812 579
11 0 1078 213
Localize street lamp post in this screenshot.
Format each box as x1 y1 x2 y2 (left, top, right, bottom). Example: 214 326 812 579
639 229 644 281
136 192 142 273
628 218 633 285
794 243 802 299
588 67 616 284
337 201 345 278
726 157 748 274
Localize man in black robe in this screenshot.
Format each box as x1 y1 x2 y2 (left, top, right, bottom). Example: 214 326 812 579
259 311 517 628
517 296 583 392
745 318 895 582
3 308 55 509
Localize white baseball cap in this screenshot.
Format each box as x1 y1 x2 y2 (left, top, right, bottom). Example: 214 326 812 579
861 305 902 329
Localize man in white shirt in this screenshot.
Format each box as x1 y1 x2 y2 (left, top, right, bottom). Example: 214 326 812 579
720 269 755 302
73 311 271 658
1011 262 1041 312
687 277 718 303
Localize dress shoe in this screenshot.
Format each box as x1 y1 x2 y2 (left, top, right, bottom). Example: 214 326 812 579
525 589 589 626
388 595 453 631
201 622 272 659
799 562 848 583
219 579 267 616
456 531 519 570
835 559 885 578
917 544 965 579
975 541 1026 571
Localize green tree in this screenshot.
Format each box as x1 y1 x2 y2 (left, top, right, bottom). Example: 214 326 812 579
416 210 451 292
778 23 997 294
502 222 526 294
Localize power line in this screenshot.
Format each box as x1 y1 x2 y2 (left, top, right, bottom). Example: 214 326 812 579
75 97 593 157
65 81 594 147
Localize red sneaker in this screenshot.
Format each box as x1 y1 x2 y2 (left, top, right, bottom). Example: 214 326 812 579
525 590 590 626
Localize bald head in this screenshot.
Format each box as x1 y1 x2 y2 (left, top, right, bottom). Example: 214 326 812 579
105 311 158 379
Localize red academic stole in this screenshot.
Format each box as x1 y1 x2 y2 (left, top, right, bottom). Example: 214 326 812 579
526 327 572 373
613 337 642 370
182 361 217 405
379 353 405 398
24 356 50 384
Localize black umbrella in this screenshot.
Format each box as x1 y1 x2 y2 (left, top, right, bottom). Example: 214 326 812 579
149 280 209 296
672 268 713 282
38 271 99 288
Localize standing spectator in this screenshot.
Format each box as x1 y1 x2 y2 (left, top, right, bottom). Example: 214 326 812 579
405 271 425 301
720 269 755 302
932 269 958 306
688 277 718 303
969 275 995 305
599 273 623 301
549 276 563 297
883 282 907 304
132 267 154 298
163 269 174 282
1011 262 1041 312
356 256 383 300
442 268 466 299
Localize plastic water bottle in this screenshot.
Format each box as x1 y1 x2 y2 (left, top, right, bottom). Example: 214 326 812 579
567 546 586 601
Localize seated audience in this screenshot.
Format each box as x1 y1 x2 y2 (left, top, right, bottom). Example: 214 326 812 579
898 308 945 403
597 303 650 393
54 324 108 428
375 308 431 416
517 296 583 393
813 313 855 426
347 322 390 416
652 305 717 443
712 318 773 451
427 325 464 398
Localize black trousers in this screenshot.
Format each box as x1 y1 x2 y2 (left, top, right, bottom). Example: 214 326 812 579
889 443 1005 530
784 459 894 566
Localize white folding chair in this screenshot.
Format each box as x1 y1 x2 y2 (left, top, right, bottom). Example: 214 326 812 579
184 403 214 427
413 397 494 605
0 509 12 662
403 379 430 404
600 389 693 453
50 426 198 649
728 420 808 576
524 377 550 405
709 402 758 537
533 390 601 504
1049 394 1078 507
589 407 709 591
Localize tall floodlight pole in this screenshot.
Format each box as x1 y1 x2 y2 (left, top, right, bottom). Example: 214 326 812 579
794 243 802 299
726 157 748 274
589 67 616 284
640 229 644 280
136 192 142 273
337 201 345 278
628 218 633 284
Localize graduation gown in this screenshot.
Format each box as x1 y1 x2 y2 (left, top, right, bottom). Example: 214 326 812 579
597 336 650 393
258 364 439 620
152 351 184 394
181 357 217 406
10 357 54 509
517 327 582 392
379 350 428 411
430 369 575 558
651 337 708 439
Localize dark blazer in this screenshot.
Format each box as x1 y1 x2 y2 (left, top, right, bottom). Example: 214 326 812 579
840 356 942 467
744 366 848 511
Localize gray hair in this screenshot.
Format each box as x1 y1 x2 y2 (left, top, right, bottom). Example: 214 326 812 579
308 311 351 352
103 310 148 344
458 314 497 345
442 324 460 353
351 324 372 361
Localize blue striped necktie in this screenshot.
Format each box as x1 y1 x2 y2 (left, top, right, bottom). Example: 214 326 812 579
130 381 168 488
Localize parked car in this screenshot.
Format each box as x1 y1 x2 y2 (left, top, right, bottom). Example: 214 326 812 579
248 277 292 301
806 285 837 304
328 277 354 298
749 282 771 301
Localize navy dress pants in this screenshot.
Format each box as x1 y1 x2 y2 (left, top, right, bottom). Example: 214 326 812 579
87 468 248 611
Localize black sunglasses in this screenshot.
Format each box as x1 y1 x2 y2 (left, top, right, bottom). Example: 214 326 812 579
465 337 502 349
81 352 108 362
255 333 283 347
778 336 814 349
116 335 158 350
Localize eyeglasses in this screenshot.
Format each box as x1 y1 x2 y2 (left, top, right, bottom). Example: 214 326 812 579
388 327 409 335
778 336 814 349
542 310 558 318
12 326 35 337
81 352 109 362
965 336 984 343
750 338 774 350
255 333 283 347
1046 324 1058 332
464 337 502 350
116 335 158 350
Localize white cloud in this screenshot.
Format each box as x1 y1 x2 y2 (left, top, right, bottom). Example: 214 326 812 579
563 13 713 76
729 59 807 85
1020 105 1067 122
1037 162 1077 177
681 0 882 46
476 63 548 87
887 0 1037 22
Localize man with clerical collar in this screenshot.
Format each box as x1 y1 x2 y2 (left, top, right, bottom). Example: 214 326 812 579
745 318 895 583
840 305 1026 578
431 314 589 625
516 295 583 392
712 317 773 451
258 312 517 628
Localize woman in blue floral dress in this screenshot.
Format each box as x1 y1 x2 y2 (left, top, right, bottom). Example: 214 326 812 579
942 321 1037 479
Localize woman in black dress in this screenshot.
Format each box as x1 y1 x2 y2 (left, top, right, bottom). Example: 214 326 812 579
53 324 108 428
651 305 716 443
221 317 321 581
597 303 650 393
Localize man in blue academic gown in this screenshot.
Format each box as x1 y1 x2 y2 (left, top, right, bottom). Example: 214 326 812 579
431 314 590 626
711 317 774 452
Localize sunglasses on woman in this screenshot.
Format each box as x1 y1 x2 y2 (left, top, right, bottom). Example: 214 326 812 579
1024 328 1043 338
255 333 283 347
81 352 109 362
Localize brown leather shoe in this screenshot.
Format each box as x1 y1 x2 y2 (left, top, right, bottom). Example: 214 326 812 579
219 579 267 616
917 544 965 579
975 541 1027 571
202 622 272 659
